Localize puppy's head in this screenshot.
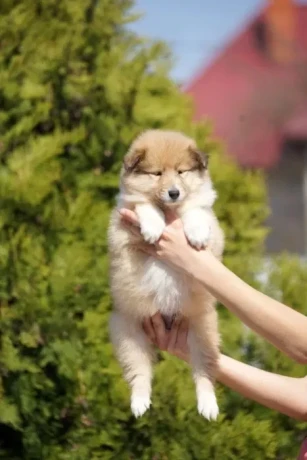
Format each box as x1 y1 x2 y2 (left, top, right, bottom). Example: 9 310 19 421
121 130 210 207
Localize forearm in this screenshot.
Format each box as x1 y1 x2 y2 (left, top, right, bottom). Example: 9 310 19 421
189 251 307 364
175 350 307 420
218 354 307 421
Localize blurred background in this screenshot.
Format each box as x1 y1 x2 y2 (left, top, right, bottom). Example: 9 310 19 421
132 0 307 255
0 0 307 459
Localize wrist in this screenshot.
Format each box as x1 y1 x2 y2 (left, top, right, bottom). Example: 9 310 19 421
186 248 221 287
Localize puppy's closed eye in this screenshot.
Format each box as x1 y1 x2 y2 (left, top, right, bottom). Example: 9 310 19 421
178 169 191 176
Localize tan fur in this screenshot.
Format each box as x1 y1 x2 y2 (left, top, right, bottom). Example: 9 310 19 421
108 129 224 419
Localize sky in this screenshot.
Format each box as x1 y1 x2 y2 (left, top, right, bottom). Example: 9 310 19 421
130 0 307 84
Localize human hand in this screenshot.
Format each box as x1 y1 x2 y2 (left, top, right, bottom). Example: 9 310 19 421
119 207 204 275
142 312 189 362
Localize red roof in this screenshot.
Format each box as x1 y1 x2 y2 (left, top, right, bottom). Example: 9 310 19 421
184 4 307 168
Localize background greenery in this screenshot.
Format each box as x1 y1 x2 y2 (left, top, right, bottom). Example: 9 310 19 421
0 0 306 458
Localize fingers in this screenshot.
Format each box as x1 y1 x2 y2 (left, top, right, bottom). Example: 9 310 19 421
143 317 156 344
120 207 179 229
142 312 168 350
142 312 189 361
151 312 168 350
119 208 141 237
120 207 182 238
121 221 141 237
167 316 180 352
119 208 161 255
167 316 189 360
119 209 140 227
175 316 189 352
137 243 158 256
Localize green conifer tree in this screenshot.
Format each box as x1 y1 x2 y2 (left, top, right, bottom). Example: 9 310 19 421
1 1 305 459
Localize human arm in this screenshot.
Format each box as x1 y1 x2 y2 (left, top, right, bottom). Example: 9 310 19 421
143 313 307 421
218 354 307 421
186 250 307 364
119 208 307 364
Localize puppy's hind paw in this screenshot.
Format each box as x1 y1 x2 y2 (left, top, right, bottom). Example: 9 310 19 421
131 394 151 417
197 391 219 421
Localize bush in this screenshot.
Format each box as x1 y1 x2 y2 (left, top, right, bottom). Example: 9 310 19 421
1 1 305 459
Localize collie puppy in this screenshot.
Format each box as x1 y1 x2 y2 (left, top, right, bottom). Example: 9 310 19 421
108 129 224 420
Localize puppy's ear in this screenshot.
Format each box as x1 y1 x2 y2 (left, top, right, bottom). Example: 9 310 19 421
188 146 208 170
123 148 146 173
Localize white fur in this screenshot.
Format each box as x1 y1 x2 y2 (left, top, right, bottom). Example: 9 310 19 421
109 312 153 417
131 394 151 418
197 391 219 420
182 208 212 250
116 185 147 207
188 328 219 420
141 258 188 315
136 204 165 244
182 181 217 211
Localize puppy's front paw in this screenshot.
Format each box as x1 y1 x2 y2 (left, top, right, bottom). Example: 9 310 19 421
136 204 165 244
197 391 219 421
184 222 211 250
131 393 151 417
140 219 165 244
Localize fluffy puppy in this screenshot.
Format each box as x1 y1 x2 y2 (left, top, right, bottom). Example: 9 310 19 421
108 129 224 420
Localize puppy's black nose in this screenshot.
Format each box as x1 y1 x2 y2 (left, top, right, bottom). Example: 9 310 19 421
168 188 180 200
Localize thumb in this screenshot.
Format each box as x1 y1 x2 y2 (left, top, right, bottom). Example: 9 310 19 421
118 208 140 227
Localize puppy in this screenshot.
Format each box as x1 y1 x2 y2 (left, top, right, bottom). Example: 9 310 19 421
108 130 224 420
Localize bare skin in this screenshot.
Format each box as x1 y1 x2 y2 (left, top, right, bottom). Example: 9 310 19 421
119 208 307 421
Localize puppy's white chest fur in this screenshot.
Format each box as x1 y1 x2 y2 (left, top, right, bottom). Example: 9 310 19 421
141 258 187 315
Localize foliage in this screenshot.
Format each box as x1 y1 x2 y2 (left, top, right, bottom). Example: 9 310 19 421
0 0 305 459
